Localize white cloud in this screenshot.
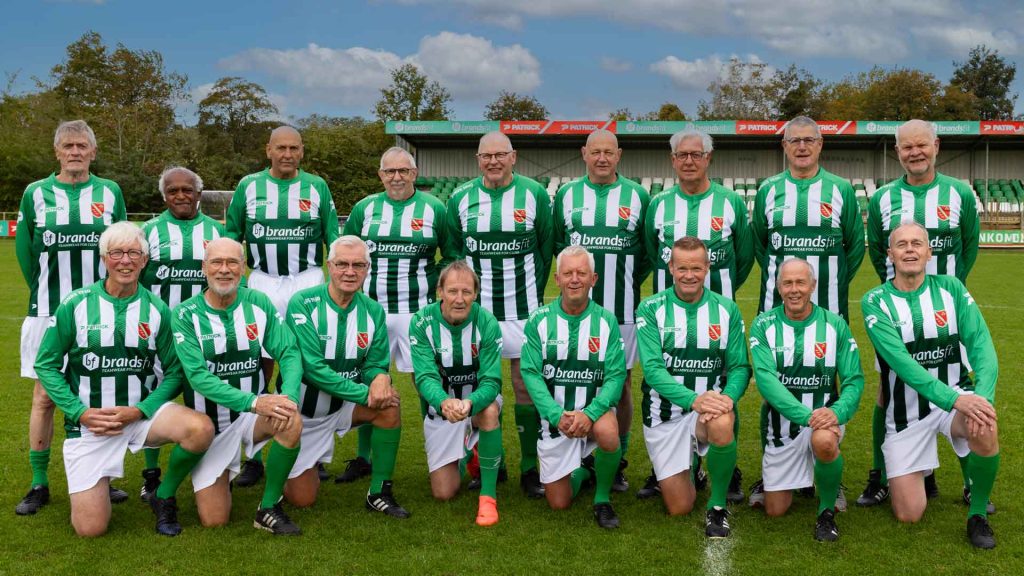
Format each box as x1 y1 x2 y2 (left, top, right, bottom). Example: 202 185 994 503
650 54 771 90
910 26 1019 57
412 32 541 98
600 57 632 73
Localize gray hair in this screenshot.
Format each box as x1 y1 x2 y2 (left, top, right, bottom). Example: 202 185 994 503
328 235 370 263
438 260 479 292
204 237 245 262
586 129 618 148
783 116 821 139
379 146 417 170
889 221 931 242
669 130 713 154
54 120 97 149
478 131 513 153
158 166 204 199
99 221 148 256
895 119 937 147
556 245 596 274
776 257 817 286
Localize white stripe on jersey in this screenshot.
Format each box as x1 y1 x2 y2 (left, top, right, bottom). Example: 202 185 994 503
696 304 710 349
604 185 621 227
123 301 141 349
99 298 115 347
831 184 844 229
887 297 915 343
127 375 143 407
202 313 228 355
782 180 799 226
807 181 823 227
439 323 454 368
575 316 592 361
101 376 115 408
77 185 94 226
79 376 91 409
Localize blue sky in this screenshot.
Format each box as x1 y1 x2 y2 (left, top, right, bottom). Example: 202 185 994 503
3 0 1022 122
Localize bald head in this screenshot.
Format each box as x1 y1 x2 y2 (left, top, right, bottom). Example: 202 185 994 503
205 237 244 262
586 129 618 148
583 129 621 184
895 119 935 147
478 131 512 153
777 257 816 285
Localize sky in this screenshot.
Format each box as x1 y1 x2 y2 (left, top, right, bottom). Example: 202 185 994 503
3 0 1022 122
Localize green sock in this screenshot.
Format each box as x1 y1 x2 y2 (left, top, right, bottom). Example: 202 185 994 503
356 424 373 462
815 454 845 515
144 447 161 470
619 432 630 461
593 447 621 505
29 449 50 487
260 442 301 509
570 466 591 498
958 454 971 488
478 428 503 498
871 405 887 484
514 404 540 473
968 452 1000 518
156 445 205 500
706 440 737 510
369 426 401 494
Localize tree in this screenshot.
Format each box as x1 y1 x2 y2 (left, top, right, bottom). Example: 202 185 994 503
774 65 826 120
373 64 452 122
649 102 687 121
484 90 548 120
298 115 390 214
951 45 1017 120
608 107 637 121
697 58 790 120
196 77 280 190
821 67 968 120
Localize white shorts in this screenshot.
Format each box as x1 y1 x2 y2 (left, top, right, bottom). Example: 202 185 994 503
21 316 53 379
498 319 526 359
190 412 269 492
62 403 169 494
883 408 970 479
423 396 503 473
643 411 708 481
762 425 846 492
386 312 414 373
289 403 356 479
619 323 638 368
537 432 596 485
248 267 324 316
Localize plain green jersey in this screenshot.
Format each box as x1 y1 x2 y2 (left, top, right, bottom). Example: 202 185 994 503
286 286 390 418
446 174 553 322
409 301 502 420
16 173 126 317
749 304 864 447
172 287 302 434
636 287 750 428
343 191 454 314
867 172 979 283
644 182 753 299
553 175 650 323
141 210 226 309
862 275 997 435
521 298 625 438
35 281 182 438
752 168 865 318
226 169 340 277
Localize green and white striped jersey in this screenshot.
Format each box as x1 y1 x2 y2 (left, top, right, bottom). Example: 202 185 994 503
446 174 553 322
752 168 865 319
861 275 997 435
343 191 453 314
16 173 126 317
34 282 182 438
173 287 302 434
636 287 750 428
749 305 864 447
520 298 625 438
867 172 979 283
226 169 340 277
552 175 650 323
409 301 502 420
286 286 390 418
141 211 226 309
644 182 753 299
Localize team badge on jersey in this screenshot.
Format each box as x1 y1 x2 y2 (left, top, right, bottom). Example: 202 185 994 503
470 343 479 358
298 198 311 213
710 217 724 232
410 218 424 231
814 342 827 359
937 205 951 221
246 322 259 341
513 209 527 224
618 206 632 220
588 336 601 354
90 202 105 218
357 332 369 349
137 322 151 340
708 324 721 341
820 202 833 218
935 310 948 328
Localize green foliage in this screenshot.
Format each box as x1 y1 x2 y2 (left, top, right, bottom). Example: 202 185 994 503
297 116 390 214
373 63 452 122
0 88 63 210
484 90 548 120
951 45 1017 120
822 67 978 120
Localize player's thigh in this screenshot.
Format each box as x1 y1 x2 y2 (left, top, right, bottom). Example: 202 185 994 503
70 478 112 537
146 403 214 450
253 412 302 447
471 400 501 431
590 411 620 450
195 472 232 527
888 472 927 523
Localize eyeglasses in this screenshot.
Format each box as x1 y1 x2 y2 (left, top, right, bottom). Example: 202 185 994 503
476 151 512 162
107 249 145 261
381 168 413 178
671 151 707 162
331 261 368 271
207 258 242 269
783 137 821 146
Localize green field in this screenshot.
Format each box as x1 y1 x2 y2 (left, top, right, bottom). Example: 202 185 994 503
0 241 1021 575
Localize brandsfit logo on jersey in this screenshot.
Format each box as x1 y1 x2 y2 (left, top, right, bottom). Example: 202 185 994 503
366 239 432 256
930 235 955 251
542 363 604 385
465 235 535 256
82 351 152 373
771 231 838 253
662 353 722 373
206 356 261 377
156 265 204 281
251 223 314 240
781 373 833 390
43 230 100 248
911 344 958 367
568 230 634 250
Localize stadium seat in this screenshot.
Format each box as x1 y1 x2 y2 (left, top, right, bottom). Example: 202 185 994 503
723 177 734 190
641 177 653 192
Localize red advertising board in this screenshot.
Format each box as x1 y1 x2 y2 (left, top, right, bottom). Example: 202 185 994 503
735 121 786 135
6 221 15 237
500 121 547 134
817 121 857 135
980 121 1024 135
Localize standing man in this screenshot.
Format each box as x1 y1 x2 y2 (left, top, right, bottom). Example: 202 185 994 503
283 236 407 518
139 166 226 500
35 223 215 537
410 261 503 526
226 125 339 486
860 119 981 507
447 131 553 498
748 258 864 542
635 237 750 539
751 116 864 319
521 246 625 528
15 120 128 515
340 147 452 484
171 238 305 535
553 129 650 492
861 223 1000 549
641 129 752 501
